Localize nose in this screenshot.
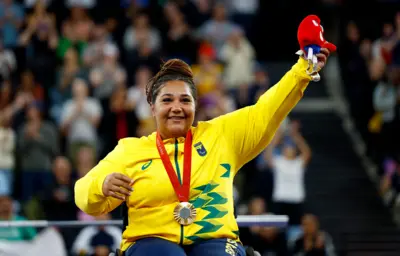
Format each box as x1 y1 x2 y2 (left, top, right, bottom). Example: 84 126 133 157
171 100 183 113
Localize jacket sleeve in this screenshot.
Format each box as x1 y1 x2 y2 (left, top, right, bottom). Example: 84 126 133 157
74 140 129 215
208 57 312 169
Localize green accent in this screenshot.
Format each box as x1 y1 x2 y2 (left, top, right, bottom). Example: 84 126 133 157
180 226 184 245
185 235 209 243
232 230 240 237
193 221 223 234
190 181 220 208
185 179 229 241
203 206 228 219
193 182 219 193
174 139 182 184
189 196 210 209
206 192 228 206
220 163 231 178
141 160 152 170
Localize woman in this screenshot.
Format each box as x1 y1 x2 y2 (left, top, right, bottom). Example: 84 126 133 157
75 48 330 255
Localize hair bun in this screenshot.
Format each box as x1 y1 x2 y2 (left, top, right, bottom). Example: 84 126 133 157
146 58 196 104
159 59 193 79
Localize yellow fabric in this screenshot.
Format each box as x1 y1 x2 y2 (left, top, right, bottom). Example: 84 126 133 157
74 58 312 251
368 112 383 133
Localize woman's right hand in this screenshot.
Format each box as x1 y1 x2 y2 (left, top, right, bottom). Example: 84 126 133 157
102 173 134 200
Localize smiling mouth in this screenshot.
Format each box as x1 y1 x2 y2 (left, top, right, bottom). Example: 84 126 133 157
169 116 185 120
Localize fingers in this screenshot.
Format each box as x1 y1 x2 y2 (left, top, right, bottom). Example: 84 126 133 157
114 173 133 185
108 191 126 201
103 173 134 201
316 52 327 64
319 48 330 57
315 48 329 70
113 178 134 193
111 184 131 198
316 48 329 62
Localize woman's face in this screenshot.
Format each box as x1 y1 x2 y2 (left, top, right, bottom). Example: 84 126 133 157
151 81 195 139
135 67 151 86
283 145 297 159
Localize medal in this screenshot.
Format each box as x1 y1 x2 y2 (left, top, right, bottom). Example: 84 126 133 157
156 130 196 225
173 202 197 225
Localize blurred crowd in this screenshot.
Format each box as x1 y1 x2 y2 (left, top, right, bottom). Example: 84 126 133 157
0 0 340 255
337 10 400 220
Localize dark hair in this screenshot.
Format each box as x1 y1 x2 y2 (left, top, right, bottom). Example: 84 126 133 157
146 59 197 105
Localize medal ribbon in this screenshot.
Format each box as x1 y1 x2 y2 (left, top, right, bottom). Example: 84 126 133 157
156 130 192 202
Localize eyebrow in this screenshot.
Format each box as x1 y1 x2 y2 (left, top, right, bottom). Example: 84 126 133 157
161 93 191 97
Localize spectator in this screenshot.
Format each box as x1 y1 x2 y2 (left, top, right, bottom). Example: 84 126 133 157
75 146 98 222
75 144 96 179
239 197 288 256
124 29 161 76
60 78 102 163
0 195 37 241
82 23 116 69
100 86 139 157
266 121 312 225
16 70 44 104
88 44 126 102
372 65 400 163
11 70 44 129
338 21 372 126
191 42 223 98
18 101 59 201
71 213 122 256
57 7 92 61
127 66 155 136
371 22 396 65
0 0 25 49
123 12 161 54
162 2 198 64
292 214 335 256
196 2 241 56
219 28 255 104
18 1 58 87
50 47 85 124
40 156 76 221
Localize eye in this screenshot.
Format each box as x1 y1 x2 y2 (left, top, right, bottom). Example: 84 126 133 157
182 98 192 103
162 98 172 102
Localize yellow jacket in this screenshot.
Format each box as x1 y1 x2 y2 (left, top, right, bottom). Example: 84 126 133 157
75 58 312 251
